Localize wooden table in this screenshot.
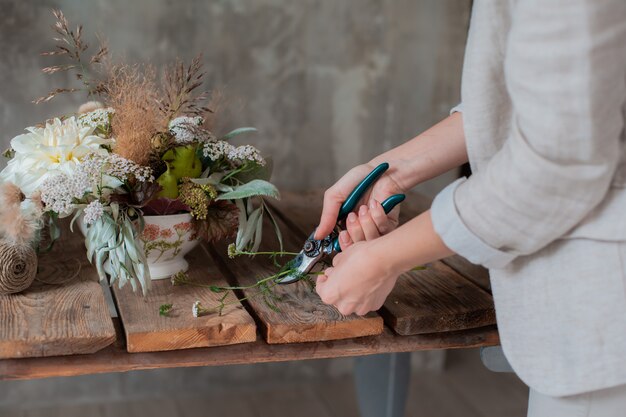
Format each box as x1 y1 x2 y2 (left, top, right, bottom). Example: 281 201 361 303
0 190 498 381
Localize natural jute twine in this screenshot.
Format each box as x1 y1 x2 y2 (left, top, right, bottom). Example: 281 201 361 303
0 239 37 295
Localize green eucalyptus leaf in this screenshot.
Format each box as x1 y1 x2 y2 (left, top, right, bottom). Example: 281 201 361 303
219 127 257 141
69 208 84 233
232 158 274 183
111 202 119 222
190 172 223 186
251 209 264 253
237 207 261 251
95 249 108 282
235 199 247 249
265 203 284 253
216 179 280 201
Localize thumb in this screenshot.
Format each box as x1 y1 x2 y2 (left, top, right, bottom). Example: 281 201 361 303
315 191 343 239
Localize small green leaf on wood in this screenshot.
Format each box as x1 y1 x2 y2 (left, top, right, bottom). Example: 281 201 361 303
159 303 173 316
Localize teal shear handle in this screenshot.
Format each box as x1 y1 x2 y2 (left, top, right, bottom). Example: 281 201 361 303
332 162 405 252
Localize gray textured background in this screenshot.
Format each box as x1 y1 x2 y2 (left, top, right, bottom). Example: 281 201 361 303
0 0 469 196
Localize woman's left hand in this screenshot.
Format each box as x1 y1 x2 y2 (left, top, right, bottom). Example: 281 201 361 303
315 237 401 316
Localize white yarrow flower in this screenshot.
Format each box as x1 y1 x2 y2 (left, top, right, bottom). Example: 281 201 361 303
192 300 201 318
78 108 115 134
169 116 207 144
202 140 235 161
40 172 90 216
78 153 154 185
0 117 112 195
227 145 266 166
83 200 105 225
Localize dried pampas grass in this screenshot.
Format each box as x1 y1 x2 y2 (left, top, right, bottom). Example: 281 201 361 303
78 101 104 114
0 206 40 246
0 183 43 246
158 55 211 124
29 191 45 215
106 64 160 166
35 9 109 104
0 182 25 207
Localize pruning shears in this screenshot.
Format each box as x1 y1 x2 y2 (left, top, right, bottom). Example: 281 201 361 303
278 162 405 284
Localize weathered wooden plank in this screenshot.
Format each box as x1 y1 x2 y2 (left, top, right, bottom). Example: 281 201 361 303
270 190 495 335
211 246 383 344
0 222 116 359
381 263 495 335
441 256 491 292
112 244 256 353
0 317 499 381
209 214 384 344
398 191 492 292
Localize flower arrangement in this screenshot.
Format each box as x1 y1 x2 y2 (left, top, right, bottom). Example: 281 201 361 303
0 10 282 295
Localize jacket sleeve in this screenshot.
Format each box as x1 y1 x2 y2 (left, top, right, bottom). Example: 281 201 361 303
431 0 626 269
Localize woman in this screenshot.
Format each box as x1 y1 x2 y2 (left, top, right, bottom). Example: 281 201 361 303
314 1 626 415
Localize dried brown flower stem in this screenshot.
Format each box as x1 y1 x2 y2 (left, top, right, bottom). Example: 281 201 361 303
158 55 212 126
35 9 109 103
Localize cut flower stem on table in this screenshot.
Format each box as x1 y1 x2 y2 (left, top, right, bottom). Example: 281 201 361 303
161 246 425 317
164 248 322 317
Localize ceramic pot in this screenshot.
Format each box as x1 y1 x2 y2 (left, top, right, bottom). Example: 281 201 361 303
79 213 199 280
135 213 199 280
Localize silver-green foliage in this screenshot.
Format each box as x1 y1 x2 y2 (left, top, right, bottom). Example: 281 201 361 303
84 203 151 295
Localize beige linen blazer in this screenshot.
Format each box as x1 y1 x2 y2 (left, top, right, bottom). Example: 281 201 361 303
431 0 626 396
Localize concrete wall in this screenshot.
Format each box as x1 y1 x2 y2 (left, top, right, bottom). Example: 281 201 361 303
0 0 469 196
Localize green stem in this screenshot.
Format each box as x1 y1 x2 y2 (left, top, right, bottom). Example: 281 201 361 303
237 250 299 257
184 267 298 291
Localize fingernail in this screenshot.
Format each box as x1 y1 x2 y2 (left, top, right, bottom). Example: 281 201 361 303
369 199 378 210
359 205 368 216
347 212 357 223
339 230 349 243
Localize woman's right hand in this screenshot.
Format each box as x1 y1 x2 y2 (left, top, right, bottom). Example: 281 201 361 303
314 162 406 241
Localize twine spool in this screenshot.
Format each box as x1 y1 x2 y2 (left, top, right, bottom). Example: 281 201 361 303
0 239 37 295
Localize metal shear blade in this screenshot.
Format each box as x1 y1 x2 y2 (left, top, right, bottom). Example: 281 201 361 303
277 232 334 284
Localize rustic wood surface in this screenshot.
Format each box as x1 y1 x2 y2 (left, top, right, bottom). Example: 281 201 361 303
397 190 492 292
0 191 501 378
439 256 491 292
0 224 115 359
0 318 499 381
381 263 495 335
270 190 495 334
112 244 257 353
209 213 384 344
386 189 491 292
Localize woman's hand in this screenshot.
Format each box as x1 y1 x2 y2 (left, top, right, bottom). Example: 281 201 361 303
313 113 468 315
315 113 468 242
316 210 455 316
314 163 405 241
314 198 400 316
316 239 401 316
341 199 391 248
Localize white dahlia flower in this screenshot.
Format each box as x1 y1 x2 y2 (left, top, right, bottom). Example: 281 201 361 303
0 117 112 195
